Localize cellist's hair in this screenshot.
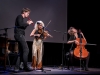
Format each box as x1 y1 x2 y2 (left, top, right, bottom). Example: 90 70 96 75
69 27 75 30
68 27 77 35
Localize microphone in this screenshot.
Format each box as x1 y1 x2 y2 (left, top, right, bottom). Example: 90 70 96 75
53 30 61 32
53 30 67 34
54 30 56 31
64 32 67 34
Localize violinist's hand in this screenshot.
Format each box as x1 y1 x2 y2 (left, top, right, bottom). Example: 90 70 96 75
48 34 53 38
50 35 53 38
27 20 33 25
80 32 83 35
74 40 79 45
34 34 40 37
37 34 41 37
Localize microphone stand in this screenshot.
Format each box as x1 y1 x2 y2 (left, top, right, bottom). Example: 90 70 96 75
66 43 74 70
53 30 66 71
61 32 66 70
42 29 67 70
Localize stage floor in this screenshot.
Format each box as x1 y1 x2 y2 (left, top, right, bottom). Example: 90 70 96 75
0 66 100 75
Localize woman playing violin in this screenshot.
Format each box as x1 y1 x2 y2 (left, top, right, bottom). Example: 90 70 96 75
30 21 52 70
66 27 90 71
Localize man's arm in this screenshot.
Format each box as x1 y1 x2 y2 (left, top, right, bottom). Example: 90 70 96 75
17 16 29 28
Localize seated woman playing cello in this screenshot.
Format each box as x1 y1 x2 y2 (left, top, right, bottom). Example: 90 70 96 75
66 27 90 71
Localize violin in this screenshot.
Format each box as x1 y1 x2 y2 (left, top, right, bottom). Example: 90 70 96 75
38 29 52 38
73 29 89 59
27 17 34 25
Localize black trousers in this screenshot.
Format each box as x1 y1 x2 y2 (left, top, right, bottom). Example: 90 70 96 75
14 34 29 69
66 51 90 69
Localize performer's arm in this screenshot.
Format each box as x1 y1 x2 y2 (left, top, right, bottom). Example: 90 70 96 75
17 16 29 28
43 33 52 40
47 33 52 37
67 35 79 44
67 35 75 44
67 39 79 45
43 31 53 40
67 40 75 44
30 29 37 37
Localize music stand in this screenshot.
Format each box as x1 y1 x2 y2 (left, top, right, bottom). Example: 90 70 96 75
66 42 74 70
60 32 66 70
0 28 10 71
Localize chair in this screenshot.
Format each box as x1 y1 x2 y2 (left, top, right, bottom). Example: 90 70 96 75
7 41 20 69
0 37 19 71
0 37 10 70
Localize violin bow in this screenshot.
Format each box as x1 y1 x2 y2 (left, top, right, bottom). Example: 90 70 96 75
44 20 51 30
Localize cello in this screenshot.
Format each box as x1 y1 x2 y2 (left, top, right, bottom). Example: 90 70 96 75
73 29 89 59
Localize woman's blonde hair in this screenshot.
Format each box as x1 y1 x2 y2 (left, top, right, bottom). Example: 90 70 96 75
68 27 77 35
34 21 45 30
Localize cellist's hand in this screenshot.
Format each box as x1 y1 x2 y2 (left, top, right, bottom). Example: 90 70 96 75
80 32 84 36
74 40 79 45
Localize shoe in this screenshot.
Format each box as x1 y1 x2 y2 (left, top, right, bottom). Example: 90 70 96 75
36 68 42 70
81 68 84 70
23 67 33 72
14 68 20 73
36 68 42 71
19 67 23 70
80 67 84 70
20 62 24 70
30 66 36 70
85 68 89 71
70 66 74 71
